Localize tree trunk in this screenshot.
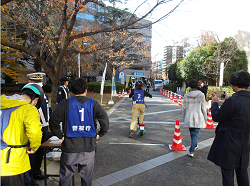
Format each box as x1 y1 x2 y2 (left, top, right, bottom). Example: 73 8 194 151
50 76 61 110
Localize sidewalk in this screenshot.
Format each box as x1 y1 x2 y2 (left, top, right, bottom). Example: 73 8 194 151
42 90 245 186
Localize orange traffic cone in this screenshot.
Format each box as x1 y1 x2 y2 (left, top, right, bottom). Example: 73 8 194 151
178 95 183 106
206 108 216 129
170 92 173 100
118 90 121 99
129 89 131 93
173 93 178 103
122 89 125 97
169 119 186 151
167 90 170 98
160 88 162 94
165 90 167 97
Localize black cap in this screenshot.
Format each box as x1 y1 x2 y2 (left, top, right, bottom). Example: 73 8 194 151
60 76 69 82
136 81 143 86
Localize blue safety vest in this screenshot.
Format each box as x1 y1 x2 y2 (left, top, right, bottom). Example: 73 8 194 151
134 89 145 104
66 97 96 138
1 107 20 150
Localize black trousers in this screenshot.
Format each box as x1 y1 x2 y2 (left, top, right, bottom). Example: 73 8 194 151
24 126 48 183
1 174 23 186
221 167 249 186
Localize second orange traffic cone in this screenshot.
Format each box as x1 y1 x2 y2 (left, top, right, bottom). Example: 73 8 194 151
170 92 173 100
118 90 121 99
178 96 183 106
206 108 216 129
122 89 125 97
167 90 170 98
173 93 178 103
169 119 186 151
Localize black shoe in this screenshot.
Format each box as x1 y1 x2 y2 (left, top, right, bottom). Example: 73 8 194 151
33 173 45 179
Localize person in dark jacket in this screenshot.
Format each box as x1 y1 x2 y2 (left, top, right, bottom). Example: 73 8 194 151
57 76 70 104
24 72 52 186
128 81 152 138
49 77 109 186
207 70 250 186
197 80 208 99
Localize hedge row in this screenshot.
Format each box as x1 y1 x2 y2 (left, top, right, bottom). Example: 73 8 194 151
1 83 26 90
186 85 250 101
1 82 126 93
87 82 125 93
163 83 182 92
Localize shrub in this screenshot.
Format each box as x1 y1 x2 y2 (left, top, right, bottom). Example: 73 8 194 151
186 86 250 101
43 84 52 93
1 83 26 92
87 82 125 93
164 83 182 92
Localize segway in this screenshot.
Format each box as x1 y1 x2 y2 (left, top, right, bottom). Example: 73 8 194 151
137 118 145 136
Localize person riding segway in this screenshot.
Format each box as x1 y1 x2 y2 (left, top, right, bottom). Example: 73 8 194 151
128 81 152 138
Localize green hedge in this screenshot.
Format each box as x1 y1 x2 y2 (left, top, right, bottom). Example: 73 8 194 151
88 82 125 93
1 83 26 92
186 85 250 101
42 84 52 93
1 83 26 88
163 83 182 92
2 82 125 93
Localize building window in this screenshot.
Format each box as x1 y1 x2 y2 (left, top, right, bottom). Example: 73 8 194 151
77 13 95 21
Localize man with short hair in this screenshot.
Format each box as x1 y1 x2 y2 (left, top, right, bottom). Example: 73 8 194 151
24 72 51 186
197 80 208 99
1 84 43 186
49 77 109 186
208 71 250 186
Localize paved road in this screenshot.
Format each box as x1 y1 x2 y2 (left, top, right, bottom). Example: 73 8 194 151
46 89 250 186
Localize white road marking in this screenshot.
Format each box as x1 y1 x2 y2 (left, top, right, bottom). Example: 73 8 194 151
109 142 165 146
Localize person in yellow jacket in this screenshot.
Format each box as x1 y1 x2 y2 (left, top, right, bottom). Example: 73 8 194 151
1 84 44 186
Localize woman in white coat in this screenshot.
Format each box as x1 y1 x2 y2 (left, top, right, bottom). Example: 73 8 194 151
183 79 207 157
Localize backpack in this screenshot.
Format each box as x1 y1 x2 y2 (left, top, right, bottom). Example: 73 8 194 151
1 106 20 150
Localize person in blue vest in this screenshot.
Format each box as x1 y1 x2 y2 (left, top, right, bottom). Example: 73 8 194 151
128 80 152 138
57 76 70 104
24 72 52 186
49 77 109 186
1 84 43 186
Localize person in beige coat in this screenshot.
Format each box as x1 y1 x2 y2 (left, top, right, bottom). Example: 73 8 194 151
183 79 207 157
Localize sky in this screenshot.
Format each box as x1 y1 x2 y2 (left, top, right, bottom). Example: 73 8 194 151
115 0 250 61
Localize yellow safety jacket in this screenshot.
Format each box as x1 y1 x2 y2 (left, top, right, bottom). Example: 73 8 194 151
1 94 42 176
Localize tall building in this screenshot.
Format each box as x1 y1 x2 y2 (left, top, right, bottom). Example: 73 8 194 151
122 19 152 81
163 46 183 66
75 3 152 82
234 30 250 72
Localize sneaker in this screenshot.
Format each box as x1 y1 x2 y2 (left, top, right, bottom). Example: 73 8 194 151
195 145 199 151
128 131 133 138
188 152 194 157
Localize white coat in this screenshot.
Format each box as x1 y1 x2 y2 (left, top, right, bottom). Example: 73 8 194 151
183 89 207 128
